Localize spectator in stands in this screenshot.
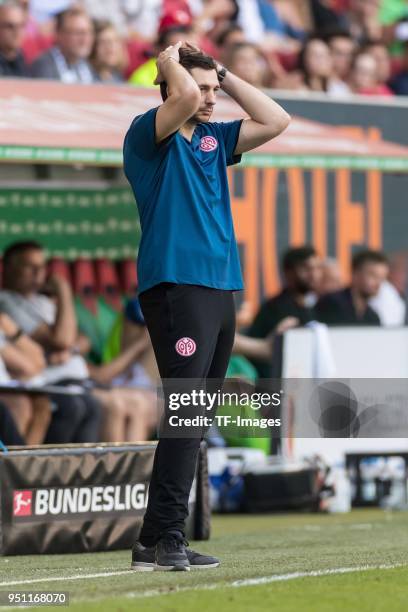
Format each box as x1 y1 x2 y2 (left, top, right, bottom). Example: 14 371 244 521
390 39 408 95
223 42 271 87
90 20 127 83
347 0 383 44
216 23 247 62
309 0 349 32
319 258 344 295
192 0 237 48
246 246 322 375
0 313 51 444
30 7 96 83
316 249 389 325
0 241 156 443
81 0 163 40
0 241 102 443
20 0 53 64
326 29 356 88
88 297 158 442
0 0 30 77
362 40 394 93
296 36 338 93
349 49 393 95
256 0 306 50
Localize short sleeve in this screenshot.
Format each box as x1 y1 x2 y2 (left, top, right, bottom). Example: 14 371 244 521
124 106 176 161
213 119 244 166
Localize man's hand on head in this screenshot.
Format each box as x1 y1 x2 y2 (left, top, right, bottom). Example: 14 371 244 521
154 40 183 85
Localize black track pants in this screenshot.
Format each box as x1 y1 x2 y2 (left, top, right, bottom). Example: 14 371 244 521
138 282 236 546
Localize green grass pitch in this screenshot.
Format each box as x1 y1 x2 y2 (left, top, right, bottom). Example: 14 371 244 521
1 509 408 611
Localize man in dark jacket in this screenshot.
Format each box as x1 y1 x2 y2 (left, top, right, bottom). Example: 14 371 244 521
247 246 322 376
316 249 389 326
30 7 95 83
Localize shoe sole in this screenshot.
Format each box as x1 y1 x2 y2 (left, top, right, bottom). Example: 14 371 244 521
155 564 190 572
131 562 220 571
130 562 156 572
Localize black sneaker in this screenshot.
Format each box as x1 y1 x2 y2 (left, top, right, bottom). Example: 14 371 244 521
186 548 220 569
131 542 156 571
131 540 220 571
155 532 190 571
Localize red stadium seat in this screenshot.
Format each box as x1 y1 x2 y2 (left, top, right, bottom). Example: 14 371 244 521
119 259 138 297
48 258 72 284
95 258 122 311
72 259 97 313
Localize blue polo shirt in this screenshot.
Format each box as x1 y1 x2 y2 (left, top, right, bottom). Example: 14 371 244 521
123 105 244 294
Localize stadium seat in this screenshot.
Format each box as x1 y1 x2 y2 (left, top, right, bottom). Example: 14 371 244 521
72 259 97 313
48 258 72 284
119 259 138 296
95 258 122 311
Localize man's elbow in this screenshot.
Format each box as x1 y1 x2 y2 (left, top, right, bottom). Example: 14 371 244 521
273 111 291 137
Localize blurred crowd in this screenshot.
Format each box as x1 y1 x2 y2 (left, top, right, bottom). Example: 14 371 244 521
0 0 407 96
0 239 406 448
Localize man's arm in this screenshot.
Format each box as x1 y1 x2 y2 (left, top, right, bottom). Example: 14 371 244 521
154 42 201 144
31 276 77 350
218 68 291 155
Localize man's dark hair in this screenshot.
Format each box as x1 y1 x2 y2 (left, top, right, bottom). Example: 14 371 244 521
2 240 43 270
352 249 389 271
55 7 90 32
282 246 317 272
159 48 217 102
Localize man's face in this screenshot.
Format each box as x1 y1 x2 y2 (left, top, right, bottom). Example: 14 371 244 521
352 261 388 298
330 36 355 79
189 67 220 123
10 249 47 294
0 6 26 55
57 15 94 61
288 256 322 294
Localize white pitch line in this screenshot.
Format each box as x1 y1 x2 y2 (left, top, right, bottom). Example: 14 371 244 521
0 562 405 594
231 563 406 587
0 570 131 587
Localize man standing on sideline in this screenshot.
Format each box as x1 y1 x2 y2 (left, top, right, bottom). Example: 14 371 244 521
123 41 290 571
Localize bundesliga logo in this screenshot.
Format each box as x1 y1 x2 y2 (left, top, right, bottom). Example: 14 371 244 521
13 490 33 516
12 485 148 518
199 136 218 152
